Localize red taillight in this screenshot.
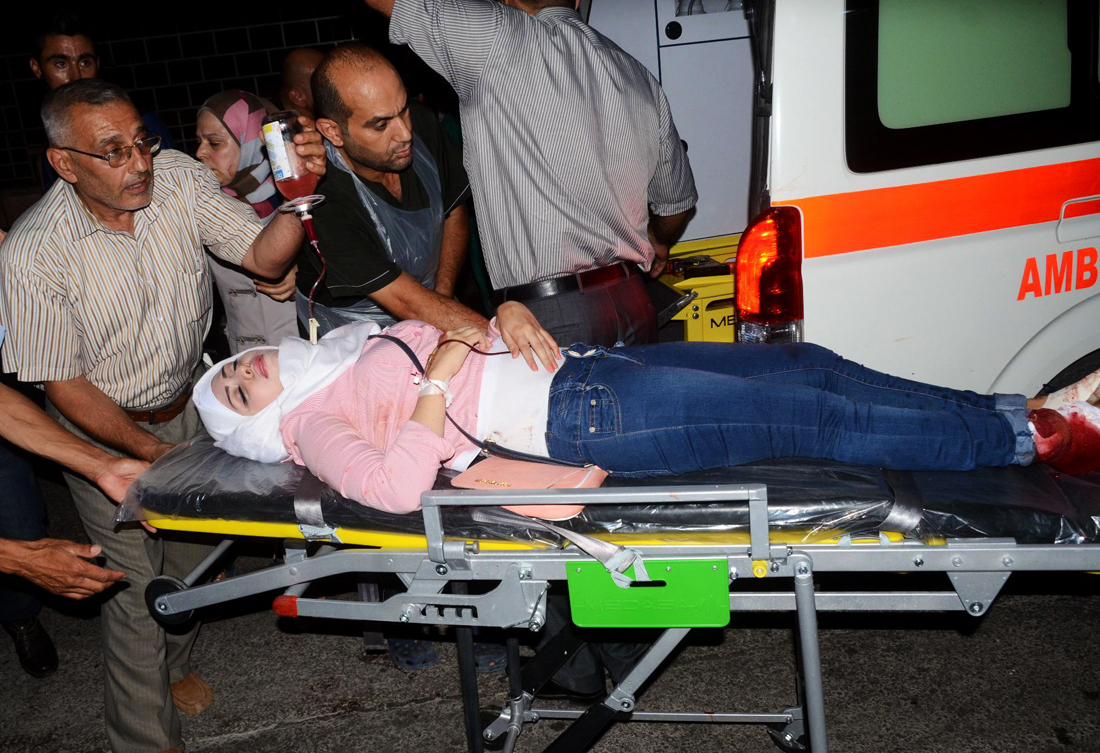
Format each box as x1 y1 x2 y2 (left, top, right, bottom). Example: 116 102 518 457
736 206 804 325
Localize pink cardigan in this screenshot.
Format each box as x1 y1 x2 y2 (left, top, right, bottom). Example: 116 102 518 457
279 319 497 514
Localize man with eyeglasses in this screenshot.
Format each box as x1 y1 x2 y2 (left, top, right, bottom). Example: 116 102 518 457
0 78 326 753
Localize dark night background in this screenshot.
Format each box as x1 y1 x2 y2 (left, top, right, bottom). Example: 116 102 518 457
0 3 454 226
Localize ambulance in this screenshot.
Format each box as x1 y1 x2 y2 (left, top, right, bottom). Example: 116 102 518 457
589 0 1100 397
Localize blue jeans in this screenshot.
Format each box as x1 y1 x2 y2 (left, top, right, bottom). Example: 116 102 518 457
0 443 48 621
545 342 1033 475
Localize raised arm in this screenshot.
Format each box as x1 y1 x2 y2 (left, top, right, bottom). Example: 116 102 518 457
194 116 327 279
241 118 328 277
375 0 503 101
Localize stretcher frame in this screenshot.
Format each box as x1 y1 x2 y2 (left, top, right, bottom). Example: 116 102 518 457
144 482 1100 753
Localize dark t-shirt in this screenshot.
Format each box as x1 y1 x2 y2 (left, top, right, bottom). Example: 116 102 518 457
296 103 469 308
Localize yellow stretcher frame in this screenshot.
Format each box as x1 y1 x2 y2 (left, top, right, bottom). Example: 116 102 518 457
145 510 911 551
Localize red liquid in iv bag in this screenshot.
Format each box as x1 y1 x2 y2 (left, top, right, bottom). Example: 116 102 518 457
262 110 320 201
275 172 319 201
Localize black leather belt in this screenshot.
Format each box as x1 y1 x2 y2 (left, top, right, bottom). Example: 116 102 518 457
494 263 638 304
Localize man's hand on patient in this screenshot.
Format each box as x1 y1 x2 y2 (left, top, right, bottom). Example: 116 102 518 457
495 301 560 373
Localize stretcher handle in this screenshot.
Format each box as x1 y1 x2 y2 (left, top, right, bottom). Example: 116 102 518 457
420 484 771 565
421 483 768 509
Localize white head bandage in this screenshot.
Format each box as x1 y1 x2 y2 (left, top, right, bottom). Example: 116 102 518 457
194 321 381 462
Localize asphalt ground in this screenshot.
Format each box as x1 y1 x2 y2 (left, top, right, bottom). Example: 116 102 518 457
1 468 1099 753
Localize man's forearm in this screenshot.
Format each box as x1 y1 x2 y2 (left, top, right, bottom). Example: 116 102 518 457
648 208 694 248
389 292 488 331
434 204 470 298
44 378 167 463
241 211 306 279
646 208 696 276
0 384 117 481
373 272 489 331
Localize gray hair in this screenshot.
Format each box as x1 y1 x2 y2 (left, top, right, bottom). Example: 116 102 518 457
41 78 132 147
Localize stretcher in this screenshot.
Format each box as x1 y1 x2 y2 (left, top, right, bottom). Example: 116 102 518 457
122 436 1100 753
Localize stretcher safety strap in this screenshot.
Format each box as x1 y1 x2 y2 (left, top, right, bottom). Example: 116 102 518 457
880 470 925 534
293 472 340 542
471 507 649 588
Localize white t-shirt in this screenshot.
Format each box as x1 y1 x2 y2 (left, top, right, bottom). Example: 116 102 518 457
451 341 557 471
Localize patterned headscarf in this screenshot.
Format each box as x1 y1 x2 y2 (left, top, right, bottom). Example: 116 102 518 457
199 90 279 219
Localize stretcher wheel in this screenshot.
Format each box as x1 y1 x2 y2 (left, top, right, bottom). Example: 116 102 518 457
145 576 193 625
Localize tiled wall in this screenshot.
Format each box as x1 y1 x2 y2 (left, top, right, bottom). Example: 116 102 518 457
0 4 390 192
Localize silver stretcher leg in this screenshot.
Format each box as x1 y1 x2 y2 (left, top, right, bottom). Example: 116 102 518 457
453 582 484 753
184 538 235 586
792 555 827 753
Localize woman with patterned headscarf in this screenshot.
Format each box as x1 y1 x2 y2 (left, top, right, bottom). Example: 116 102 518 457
196 90 298 354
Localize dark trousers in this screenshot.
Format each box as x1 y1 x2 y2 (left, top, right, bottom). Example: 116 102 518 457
0 443 48 622
540 593 650 694
519 273 657 348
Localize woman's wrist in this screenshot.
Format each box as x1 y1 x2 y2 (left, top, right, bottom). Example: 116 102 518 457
425 364 456 382
417 377 453 407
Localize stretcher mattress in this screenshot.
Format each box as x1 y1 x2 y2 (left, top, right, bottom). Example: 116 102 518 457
123 436 1100 545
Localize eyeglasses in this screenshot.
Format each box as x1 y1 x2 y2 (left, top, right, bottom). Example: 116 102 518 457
59 134 162 168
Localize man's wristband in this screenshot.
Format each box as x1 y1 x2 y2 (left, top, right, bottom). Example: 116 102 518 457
418 378 453 408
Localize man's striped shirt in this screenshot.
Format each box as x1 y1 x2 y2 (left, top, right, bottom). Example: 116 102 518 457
390 0 698 289
0 150 261 409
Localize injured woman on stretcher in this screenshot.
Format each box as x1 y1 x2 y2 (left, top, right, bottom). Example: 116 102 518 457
192 301 1100 516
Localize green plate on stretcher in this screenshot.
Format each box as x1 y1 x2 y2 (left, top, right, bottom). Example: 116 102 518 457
566 559 731 628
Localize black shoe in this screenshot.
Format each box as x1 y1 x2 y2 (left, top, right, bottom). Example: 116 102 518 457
534 679 606 704
2 617 59 679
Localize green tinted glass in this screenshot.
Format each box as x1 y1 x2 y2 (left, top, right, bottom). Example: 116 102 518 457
877 0 1071 129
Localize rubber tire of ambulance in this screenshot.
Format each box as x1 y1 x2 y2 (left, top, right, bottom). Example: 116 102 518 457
145 575 193 625
1037 348 1100 396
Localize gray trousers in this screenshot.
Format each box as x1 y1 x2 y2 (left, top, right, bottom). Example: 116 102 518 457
50 402 212 753
516 273 657 347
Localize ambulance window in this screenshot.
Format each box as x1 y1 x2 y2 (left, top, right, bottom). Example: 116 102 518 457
876 0 1070 129
845 0 1100 172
